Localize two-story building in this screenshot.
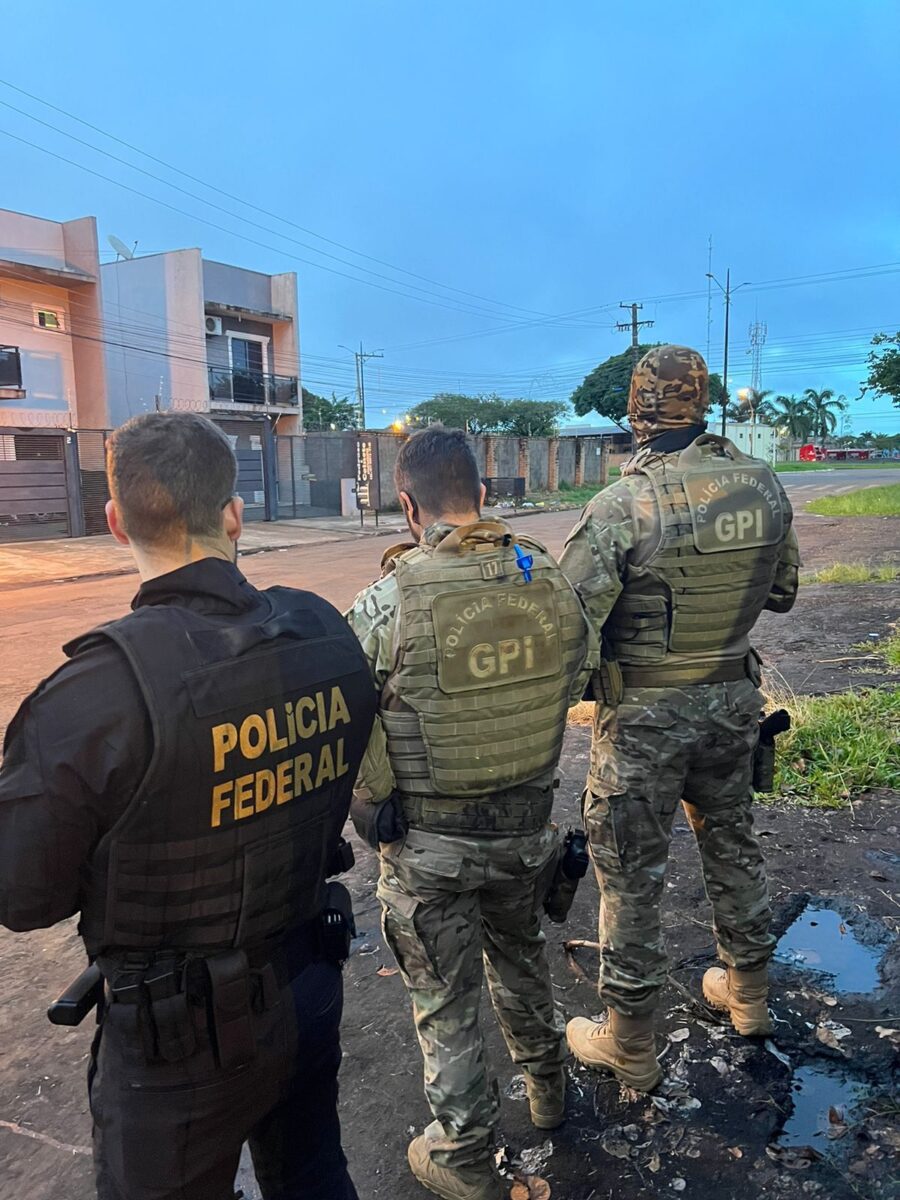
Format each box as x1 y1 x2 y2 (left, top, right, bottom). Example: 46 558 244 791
0 208 108 539
102 250 302 520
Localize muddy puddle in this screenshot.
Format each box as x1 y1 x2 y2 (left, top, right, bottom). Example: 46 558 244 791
775 904 883 992
779 1062 870 1150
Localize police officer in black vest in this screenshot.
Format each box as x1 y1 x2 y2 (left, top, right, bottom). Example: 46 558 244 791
0 413 375 1200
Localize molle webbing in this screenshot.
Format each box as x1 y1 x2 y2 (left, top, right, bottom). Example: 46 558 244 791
399 786 554 836
607 442 787 671
385 526 587 815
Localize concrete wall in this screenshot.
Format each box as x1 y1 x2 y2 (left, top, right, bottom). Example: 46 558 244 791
202 260 275 314
558 437 577 484
491 437 519 476
375 432 404 509
102 250 207 424
527 438 550 491
581 436 606 483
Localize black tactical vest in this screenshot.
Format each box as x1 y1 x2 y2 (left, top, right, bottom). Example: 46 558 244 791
69 586 375 958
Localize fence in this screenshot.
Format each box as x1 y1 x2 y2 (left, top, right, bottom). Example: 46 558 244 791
0 427 616 543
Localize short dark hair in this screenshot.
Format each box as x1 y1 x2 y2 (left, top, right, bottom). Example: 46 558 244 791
106 412 237 548
394 425 482 517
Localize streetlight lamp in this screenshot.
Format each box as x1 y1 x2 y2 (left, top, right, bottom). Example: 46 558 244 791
706 270 751 435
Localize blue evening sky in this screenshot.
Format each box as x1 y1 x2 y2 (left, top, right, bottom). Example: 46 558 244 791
2 1 899 432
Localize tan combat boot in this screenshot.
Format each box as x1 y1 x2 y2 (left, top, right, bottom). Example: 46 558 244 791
702 966 773 1036
523 1067 566 1130
407 1136 503 1200
566 1011 662 1092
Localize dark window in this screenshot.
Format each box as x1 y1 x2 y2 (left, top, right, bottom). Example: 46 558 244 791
37 310 61 330
231 338 264 373
0 346 22 388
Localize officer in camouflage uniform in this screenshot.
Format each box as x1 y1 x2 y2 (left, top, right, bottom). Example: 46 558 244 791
346 426 592 1200
561 346 800 1091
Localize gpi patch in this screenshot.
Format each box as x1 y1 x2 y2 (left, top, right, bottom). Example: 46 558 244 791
430 579 561 694
683 466 784 554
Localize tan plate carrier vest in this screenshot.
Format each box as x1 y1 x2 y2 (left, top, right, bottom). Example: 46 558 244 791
383 522 588 835
606 434 791 687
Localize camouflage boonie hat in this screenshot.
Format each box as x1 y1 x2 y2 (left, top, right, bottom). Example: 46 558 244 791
628 345 709 444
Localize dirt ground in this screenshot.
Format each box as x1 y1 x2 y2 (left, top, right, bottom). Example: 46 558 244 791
2 752 897 1200
0 507 898 1199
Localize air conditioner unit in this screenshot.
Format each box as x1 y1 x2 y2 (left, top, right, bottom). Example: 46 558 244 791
205 315 223 336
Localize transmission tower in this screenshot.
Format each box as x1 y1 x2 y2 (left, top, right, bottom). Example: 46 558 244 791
748 320 767 392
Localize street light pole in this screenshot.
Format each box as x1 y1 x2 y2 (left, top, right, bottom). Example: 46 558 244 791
720 268 731 437
706 269 750 437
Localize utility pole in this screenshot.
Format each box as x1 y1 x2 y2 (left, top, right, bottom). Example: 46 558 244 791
616 302 654 372
706 235 713 362
339 342 383 430
707 269 750 436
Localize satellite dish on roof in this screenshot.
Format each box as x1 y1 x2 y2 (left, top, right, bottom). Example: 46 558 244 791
108 235 136 261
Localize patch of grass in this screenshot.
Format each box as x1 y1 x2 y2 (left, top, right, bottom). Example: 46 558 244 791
858 630 900 670
765 682 900 808
802 563 899 584
530 475 620 507
774 460 900 472
806 484 900 517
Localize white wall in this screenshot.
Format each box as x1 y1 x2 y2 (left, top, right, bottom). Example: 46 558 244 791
724 422 777 463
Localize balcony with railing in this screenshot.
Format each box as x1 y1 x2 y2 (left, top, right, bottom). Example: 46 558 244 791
208 367 299 408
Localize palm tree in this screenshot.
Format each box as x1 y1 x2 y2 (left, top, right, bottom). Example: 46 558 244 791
743 388 775 422
803 388 847 443
769 394 813 441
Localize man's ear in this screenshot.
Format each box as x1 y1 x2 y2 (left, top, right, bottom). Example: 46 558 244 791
223 496 244 543
105 499 130 546
399 490 416 523
478 482 487 510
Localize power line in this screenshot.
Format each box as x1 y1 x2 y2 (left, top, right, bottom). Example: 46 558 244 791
0 77 559 323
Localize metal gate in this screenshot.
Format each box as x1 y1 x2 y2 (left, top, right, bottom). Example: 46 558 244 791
217 419 268 521
0 431 72 543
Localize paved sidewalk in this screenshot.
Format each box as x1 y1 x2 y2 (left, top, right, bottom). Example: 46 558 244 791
0 503 560 591
0 514 409 590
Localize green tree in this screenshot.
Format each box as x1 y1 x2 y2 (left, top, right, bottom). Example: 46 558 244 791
495 398 569 437
409 393 568 436
409 393 502 433
570 345 656 428
861 331 900 408
803 388 847 443
768 394 813 441
301 388 358 431
708 372 726 414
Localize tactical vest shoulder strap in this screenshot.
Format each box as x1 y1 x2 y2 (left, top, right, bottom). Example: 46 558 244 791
512 532 550 555
677 433 753 467
431 520 511 554
380 541 418 577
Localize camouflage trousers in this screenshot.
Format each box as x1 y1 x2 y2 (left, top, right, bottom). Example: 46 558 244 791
585 678 775 1018
377 824 564 1168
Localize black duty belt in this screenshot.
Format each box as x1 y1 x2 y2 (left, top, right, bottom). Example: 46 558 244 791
104 921 322 1007
620 657 750 689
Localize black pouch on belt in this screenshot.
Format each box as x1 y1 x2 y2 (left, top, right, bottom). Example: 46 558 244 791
205 950 257 1070
144 963 197 1063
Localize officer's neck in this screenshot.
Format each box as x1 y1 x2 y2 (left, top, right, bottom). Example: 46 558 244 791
129 538 236 583
416 509 481 541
